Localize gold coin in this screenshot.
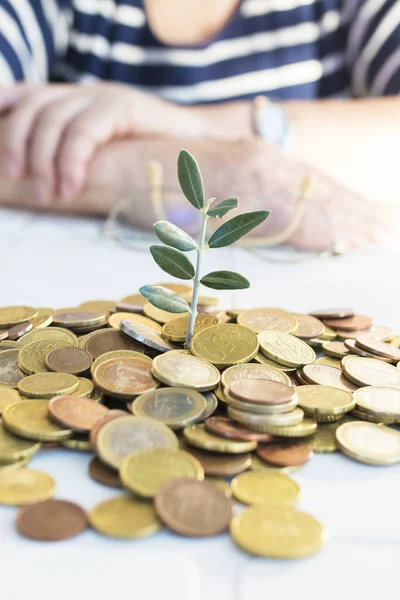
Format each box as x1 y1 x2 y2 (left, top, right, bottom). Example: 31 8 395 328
91 350 151 377
0 455 31 471
2 400 72 442
336 421 400 465
354 386 400 421
0 469 55 505
240 417 317 437
108 312 162 332
258 331 315 368
162 313 219 343
221 363 291 388
79 300 116 313
315 356 342 369
237 308 298 334
120 447 204 498
250 455 302 474
131 387 207 428
0 340 19 350
183 424 257 454
152 351 220 391
351 407 384 423
206 477 232 498
224 391 298 415
292 314 324 339
18 326 78 347
18 372 79 398
93 356 159 399
302 364 358 392
305 423 340 453
120 320 177 353
322 341 350 358
19 339 74 375
319 326 337 341
61 435 92 451
120 293 147 307
97 416 179 470
0 306 37 327
31 309 54 330
0 421 41 462
296 385 355 417
0 350 24 387
191 324 259 368
75 377 94 397
227 406 304 431
252 352 296 372
89 495 162 539
0 386 20 414
231 471 300 506
342 356 400 388
143 303 180 324
157 283 193 295
231 506 325 558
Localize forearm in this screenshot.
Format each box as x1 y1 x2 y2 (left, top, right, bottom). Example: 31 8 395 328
193 97 400 205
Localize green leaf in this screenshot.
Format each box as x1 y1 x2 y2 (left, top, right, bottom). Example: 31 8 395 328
208 210 270 249
177 149 204 210
200 271 250 290
206 198 238 218
153 221 197 252
140 285 191 313
150 245 195 280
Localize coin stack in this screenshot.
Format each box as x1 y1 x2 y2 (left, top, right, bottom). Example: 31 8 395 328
1 291 400 557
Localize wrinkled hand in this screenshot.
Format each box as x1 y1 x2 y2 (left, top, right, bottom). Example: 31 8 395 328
0 83 194 205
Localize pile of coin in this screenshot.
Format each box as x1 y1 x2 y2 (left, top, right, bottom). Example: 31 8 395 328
1 290 400 557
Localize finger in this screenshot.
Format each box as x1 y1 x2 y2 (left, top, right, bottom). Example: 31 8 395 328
0 83 30 113
27 94 91 204
3 86 66 180
56 102 123 202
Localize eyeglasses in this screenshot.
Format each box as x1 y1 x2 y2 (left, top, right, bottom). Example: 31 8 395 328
101 161 344 263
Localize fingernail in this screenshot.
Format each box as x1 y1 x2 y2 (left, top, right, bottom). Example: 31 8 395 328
34 178 50 205
6 157 21 179
60 179 75 203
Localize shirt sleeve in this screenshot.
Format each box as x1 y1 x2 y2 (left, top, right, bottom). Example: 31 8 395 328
0 0 70 86
345 0 400 96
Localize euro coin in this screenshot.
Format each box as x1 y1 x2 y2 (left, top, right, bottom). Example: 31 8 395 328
315 356 342 368
224 392 298 415
0 350 24 387
18 372 79 398
79 300 116 313
311 308 354 319
0 421 41 463
231 506 325 558
227 406 304 430
322 341 350 358
7 321 33 340
292 314 324 339
222 363 291 388
183 424 257 453
90 410 128 451
96 415 178 470
88 457 122 488
17 499 87 541
336 421 400 465
89 495 161 539
302 364 358 392
0 469 55 505
296 385 355 418
120 447 204 498
45 347 93 375
190 324 259 368
0 386 20 414
120 319 177 352
93 356 159 399
344 339 393 362
91 350 151 376
355 336 400 361
231 471 300 506
48 396 109 432
342 356 400 388
180 442 252 476
354 386 400 421
85 328 145 358
195 391 218 422
74 377 94 397
18 326 78 347
237 308 298 334
204 416 273 442
131 387 207 428
155 477 233 537
257 441 313 467
258 331 315 368
239 417 317 437
228 380 296 406
53 310 106 328
252 352 296 371
152 351 220 391
143 302 181 324
162 313 219 343
109 312 162 332
0 306 37 327
2 400 72 442
19 339 74 375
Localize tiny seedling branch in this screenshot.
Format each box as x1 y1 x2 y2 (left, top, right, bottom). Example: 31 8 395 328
140 149 270 348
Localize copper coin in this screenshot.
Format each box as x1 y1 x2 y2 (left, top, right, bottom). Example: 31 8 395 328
205 417 273 442
88 457 122 488
155 477 232 537
323 315 372 331
85 329 145 359
90 410 128 451
257 441 313 467
93 357 158 398
180 442 251 476
7 321 33 340
116 302 144 314
45 347 93 375
228 380 297 406
292 314 324 339
344 339 393 363
48 395 109 432
310 308 354 319
16 499 87 541
295 369 310 385
355 336 400 361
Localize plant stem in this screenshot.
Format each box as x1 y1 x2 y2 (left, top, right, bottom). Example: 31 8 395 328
185 210 208 349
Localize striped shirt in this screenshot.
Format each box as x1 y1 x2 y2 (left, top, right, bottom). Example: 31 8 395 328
0 0 399 104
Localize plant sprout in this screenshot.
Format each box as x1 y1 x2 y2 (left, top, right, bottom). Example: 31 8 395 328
140 149 270 348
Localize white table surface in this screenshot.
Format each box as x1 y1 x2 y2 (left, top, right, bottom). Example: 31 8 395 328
1 207 400 600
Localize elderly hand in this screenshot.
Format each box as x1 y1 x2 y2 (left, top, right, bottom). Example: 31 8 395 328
0 82 201 205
